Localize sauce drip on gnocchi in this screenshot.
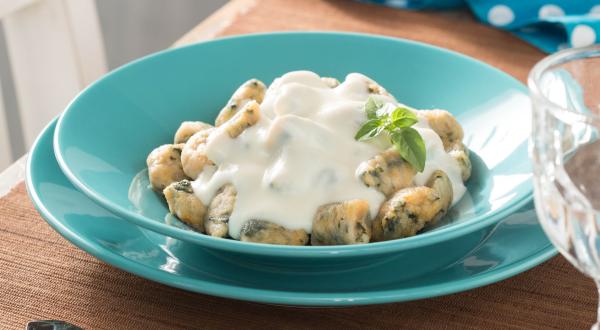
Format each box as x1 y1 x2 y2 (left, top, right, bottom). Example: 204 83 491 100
146 71 470 245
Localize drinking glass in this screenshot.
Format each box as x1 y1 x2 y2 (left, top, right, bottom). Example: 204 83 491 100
530 45 600 329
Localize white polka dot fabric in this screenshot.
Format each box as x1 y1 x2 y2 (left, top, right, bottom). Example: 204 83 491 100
359 0 600 53
487 4 515 26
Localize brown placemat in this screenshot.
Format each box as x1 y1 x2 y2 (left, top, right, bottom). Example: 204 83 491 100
1 0 597 328
0 183 595 329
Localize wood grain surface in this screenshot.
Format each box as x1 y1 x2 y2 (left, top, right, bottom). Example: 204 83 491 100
1 0 597 328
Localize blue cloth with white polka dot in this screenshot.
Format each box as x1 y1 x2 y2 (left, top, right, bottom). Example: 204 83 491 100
359 0 600 53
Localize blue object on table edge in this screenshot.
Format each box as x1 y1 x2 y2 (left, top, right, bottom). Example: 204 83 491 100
359 0 600 53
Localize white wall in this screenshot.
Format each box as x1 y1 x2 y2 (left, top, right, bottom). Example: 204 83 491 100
0 0 227 169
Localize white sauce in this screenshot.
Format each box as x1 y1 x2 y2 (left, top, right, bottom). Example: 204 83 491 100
192 71 466 239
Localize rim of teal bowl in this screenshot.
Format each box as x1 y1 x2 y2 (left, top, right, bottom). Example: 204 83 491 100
30 120 557 306
54 31 533 258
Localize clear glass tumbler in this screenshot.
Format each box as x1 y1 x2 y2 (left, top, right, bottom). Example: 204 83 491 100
530 45 600 329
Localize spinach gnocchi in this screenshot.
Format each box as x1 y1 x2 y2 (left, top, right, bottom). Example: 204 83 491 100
145 71 470 246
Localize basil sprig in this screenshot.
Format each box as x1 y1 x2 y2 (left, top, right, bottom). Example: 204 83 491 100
355 97 426 172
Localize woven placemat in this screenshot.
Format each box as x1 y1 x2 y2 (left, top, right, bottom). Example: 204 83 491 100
1 0 597 328
0 183 595 329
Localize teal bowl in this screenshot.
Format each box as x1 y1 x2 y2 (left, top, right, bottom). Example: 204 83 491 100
54 32 532 273
30 120 555 306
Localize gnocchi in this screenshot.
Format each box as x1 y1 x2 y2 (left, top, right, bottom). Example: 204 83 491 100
146 72 470 246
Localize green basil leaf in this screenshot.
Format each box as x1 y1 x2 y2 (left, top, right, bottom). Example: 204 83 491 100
392 117 418 128
369 125 386 139
356 98 427 172
390 107 418 128
354 119 382 141
391 127 426 172
364 97 383 120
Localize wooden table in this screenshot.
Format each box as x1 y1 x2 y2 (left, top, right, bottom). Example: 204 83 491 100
0 0 597 328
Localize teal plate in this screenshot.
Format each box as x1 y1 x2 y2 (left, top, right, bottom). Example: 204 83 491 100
30 120 556 306
54 32 535 259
